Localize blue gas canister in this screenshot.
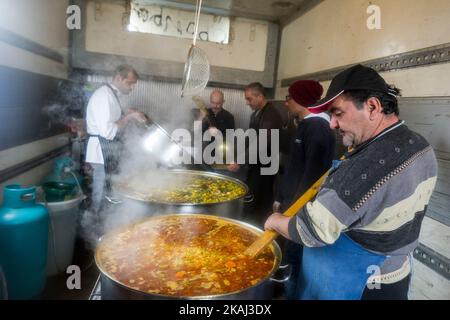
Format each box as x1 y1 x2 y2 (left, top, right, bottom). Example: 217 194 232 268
0 185 49 299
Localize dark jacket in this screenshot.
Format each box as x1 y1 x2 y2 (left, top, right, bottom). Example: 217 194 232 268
248 103 283 164
276 115 335 209
246 103 283 226
202 108 235 136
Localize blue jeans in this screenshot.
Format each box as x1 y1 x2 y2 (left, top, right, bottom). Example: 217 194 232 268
283 241 303 299
90 163 105 213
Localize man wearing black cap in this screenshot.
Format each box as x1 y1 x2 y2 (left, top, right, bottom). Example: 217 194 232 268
265 64 438 300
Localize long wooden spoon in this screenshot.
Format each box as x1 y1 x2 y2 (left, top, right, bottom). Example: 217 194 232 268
192 96 213 127
244 169 331 258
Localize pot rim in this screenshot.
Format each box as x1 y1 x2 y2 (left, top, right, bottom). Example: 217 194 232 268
113 169 250 206
95 213 281 299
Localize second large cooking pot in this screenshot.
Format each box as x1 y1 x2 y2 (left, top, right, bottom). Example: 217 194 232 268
111 169 251 220
96 214 289 300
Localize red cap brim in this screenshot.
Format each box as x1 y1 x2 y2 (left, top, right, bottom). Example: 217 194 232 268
307 90 344 114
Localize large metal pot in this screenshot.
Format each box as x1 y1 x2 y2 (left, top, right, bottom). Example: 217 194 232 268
111 170 251 220
95 214 289 300
139 119 192 169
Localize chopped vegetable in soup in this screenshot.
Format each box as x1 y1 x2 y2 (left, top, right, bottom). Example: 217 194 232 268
96 215 276 297
116 172 247 204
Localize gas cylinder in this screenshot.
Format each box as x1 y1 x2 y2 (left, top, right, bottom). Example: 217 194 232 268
0 185 49 299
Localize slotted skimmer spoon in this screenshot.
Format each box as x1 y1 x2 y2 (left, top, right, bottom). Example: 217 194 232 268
181 0 210 97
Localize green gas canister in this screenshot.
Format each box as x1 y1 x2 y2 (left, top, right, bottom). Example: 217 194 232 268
0 185 49 299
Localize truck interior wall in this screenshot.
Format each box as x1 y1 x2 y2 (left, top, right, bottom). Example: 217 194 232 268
0 0 71 200
276 0 450 91
85 1 268 72
276 0 450 299
72 0 278 88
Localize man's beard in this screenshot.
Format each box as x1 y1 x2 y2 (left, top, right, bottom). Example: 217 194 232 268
341 131 355 147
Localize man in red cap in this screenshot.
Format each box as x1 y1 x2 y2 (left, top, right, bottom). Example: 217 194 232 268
273 80 335 299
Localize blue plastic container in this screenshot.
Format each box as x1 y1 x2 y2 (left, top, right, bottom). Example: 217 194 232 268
0 185 49 299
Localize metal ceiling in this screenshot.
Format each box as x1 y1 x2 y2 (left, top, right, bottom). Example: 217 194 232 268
131 0 319 23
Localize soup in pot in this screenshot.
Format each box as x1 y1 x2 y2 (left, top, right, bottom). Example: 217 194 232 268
115 171 247 204
96 215 276 297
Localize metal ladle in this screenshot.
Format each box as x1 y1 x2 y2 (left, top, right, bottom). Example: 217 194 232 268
181 0 210 97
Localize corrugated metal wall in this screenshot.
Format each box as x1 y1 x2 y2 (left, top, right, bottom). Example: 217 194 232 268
399 97 450 226
87 75 253 131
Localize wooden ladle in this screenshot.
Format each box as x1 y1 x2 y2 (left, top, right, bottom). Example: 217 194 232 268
192 96 213 127
244 170 331 258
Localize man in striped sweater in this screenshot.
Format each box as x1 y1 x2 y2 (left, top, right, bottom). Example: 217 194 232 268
265 64 438 300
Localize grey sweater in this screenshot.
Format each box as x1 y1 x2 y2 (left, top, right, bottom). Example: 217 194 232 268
288 121 438 282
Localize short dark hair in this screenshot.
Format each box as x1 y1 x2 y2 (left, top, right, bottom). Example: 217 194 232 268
114 64 139 79
245 82 267 98
343 85 401 116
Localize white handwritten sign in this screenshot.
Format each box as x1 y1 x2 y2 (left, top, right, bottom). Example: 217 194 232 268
129 2 230 44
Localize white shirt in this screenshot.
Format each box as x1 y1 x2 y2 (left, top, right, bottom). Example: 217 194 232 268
85 85 122 164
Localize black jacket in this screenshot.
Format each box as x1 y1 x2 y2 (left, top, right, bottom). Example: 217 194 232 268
202 108 235 136
248 103 283 166
245 103 283 225
276 116 335 209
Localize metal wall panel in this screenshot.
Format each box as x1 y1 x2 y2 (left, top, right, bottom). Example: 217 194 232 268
281 43 450 87
399 97 450 226
0 27 64 63
87 75 253 131
0 66 69 151
72 0 279 88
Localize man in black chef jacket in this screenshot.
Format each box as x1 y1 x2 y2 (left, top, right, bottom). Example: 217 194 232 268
196 90 236 166
201 89 235 136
